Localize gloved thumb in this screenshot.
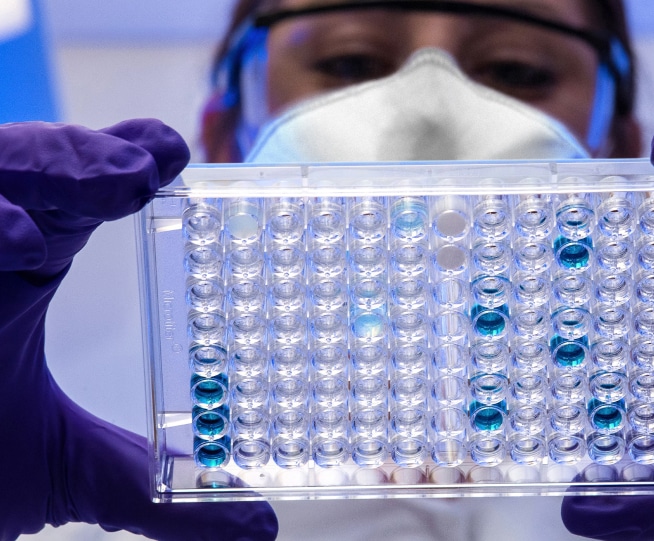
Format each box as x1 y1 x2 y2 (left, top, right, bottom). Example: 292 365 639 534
99 118 190 190
0 119 189 222
0 193 46 271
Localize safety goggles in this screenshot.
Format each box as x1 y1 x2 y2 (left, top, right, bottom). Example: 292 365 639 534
214 0 633 150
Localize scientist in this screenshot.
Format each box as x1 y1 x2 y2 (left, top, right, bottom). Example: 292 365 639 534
0 1 650 541
202 0 641 162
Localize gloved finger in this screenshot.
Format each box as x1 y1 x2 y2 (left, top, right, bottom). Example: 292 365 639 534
99 118 190 188
0 120 188 221
562 493 652 541
0 193 46 270
52 391 278 541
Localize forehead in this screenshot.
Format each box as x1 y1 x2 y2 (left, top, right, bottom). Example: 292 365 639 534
272 0 595 28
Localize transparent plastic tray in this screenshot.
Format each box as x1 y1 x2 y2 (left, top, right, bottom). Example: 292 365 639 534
137 158 654 502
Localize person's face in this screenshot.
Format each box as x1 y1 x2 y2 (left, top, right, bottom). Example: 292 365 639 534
262 0 604 153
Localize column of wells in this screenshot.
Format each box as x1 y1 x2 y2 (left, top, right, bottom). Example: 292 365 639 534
306 198 350 467
466 194 513 467
224 197 270 470
429 195 472 468
387 196 431 467
266 197 312 469
626 191 654 464
583 190 638 465
348 196 390 467
183 199 231 469
507 193 556 467
544 192 597 465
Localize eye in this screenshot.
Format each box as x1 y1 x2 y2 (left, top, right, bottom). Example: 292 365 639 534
312 54 396 84
475 61 557 96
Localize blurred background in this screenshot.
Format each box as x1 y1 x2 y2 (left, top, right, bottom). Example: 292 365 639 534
2 0 653 538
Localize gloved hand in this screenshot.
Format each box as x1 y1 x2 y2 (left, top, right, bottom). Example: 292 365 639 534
561 138 654 541
562 493 654 541
0 119 278 541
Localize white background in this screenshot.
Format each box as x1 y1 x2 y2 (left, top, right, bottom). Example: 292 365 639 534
18 0 654 539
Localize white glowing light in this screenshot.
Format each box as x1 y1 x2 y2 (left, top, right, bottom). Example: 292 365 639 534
0 0 32 41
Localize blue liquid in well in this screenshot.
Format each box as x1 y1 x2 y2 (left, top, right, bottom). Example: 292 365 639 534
352 312 385 340
554 236 592 269
192 373 228 406
471 304 508 336
194 405 229 437
550 335 588 367
469 400 507 431
588 398 625 431
391 198 427 238
195 437 231 468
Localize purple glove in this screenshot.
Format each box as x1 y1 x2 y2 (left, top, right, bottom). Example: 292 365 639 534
0 119 278 540
562 494 654 541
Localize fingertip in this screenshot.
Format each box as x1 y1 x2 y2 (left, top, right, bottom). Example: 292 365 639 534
561 495 643 540
0 121 182 223
100 119 190 187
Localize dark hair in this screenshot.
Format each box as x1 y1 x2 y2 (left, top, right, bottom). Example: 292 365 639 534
201 0 637 161
200 0 263 162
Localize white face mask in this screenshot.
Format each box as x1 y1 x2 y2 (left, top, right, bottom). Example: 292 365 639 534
245 48 589 164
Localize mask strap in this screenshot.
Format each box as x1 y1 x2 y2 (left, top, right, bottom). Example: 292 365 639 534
586 63 616 154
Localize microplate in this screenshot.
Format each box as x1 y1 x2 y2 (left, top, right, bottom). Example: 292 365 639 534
137 158 654 502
